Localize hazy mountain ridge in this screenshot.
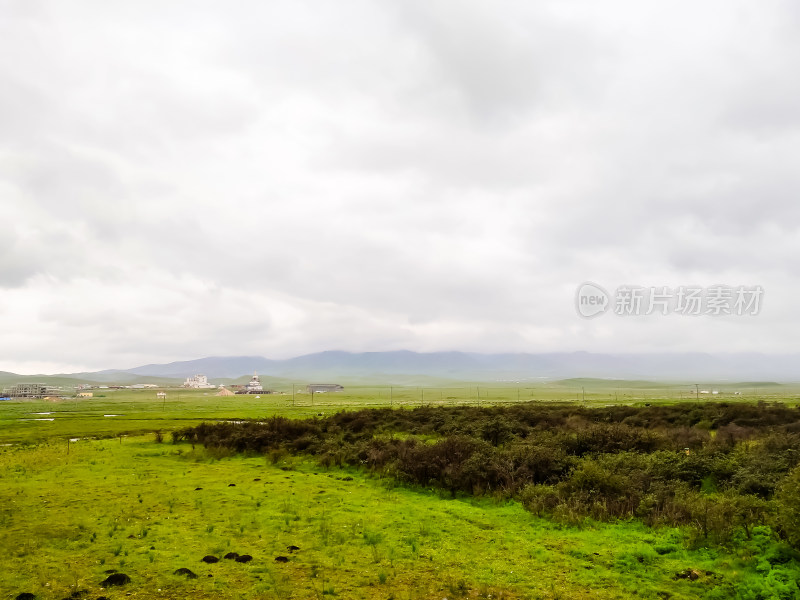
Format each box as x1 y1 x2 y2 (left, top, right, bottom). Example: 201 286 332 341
2 351 799 384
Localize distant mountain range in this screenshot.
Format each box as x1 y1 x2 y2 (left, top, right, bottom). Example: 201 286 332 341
2 351 799 385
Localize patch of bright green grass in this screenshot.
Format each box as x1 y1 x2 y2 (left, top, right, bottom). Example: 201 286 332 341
2 436 795 599
3 384 798 444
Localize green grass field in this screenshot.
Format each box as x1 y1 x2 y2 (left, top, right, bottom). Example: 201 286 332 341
3 382 799 444
2 385 800 599
1 436 765 600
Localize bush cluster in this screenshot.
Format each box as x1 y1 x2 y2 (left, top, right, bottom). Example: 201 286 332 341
175 402 800 547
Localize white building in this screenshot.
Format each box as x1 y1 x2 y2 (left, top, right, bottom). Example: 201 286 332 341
183 374 215 389
245 372 263 393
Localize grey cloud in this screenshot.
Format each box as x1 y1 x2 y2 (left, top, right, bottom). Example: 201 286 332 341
0 218 108 288
0 230 41 287
1 0 800 371
393 1 612 125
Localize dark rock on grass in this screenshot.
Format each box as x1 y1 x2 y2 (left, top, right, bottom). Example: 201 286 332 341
253 478 261 481
173 568 198 579
274 556 289 563
674 569 702 581
195 487 203 491
341 476 353 481
103 569 117 574
223 552 240 560
100 573 131 587
68 591 89 599
15 594 35 600
228 483 236 487
201 555 219 563
235 554 253 563
287 545 300 552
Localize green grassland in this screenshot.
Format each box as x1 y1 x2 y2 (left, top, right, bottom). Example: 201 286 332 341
3 382 799 444
1 436 776 600
2 385 800 599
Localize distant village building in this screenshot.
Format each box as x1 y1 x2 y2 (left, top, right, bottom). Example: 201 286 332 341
236 373 272 394
77 392 93 398
306 384 344 393
216 387 235 396
246 372 263 393
156 392 167 399
183 374 215 389
4 383 62 398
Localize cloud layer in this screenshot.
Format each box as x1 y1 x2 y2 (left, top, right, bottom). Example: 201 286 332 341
2 0 799 373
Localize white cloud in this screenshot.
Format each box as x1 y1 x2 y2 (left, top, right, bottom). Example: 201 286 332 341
1 0 798 372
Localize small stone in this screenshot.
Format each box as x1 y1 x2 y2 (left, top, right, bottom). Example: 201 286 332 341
173 568 197 579
100 573 131 587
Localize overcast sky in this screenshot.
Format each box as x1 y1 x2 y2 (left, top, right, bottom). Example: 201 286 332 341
2 0 799 373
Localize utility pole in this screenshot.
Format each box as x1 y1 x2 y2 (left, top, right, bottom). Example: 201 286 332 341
695 384 699 401
582 387 585 402
292 383 295 407
390 386 393 407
